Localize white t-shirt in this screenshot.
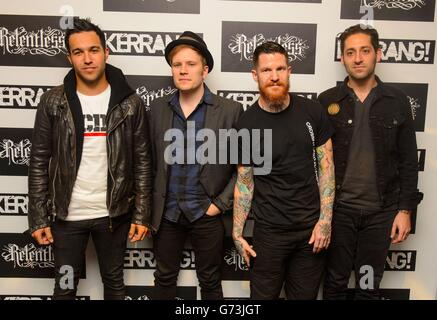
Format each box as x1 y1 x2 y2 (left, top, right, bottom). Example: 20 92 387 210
66 85 111 221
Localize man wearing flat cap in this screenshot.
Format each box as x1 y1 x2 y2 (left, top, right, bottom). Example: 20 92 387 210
147 31 244 299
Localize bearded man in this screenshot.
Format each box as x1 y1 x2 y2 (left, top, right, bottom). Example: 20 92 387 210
232 41 335 299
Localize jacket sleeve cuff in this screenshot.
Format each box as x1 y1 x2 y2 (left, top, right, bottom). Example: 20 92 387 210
398 191 423 211
213 198 228 213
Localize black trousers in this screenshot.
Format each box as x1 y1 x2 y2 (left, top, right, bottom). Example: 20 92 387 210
51 214 130 300
250 223 326 300
153 214 224 300
323 204 396 300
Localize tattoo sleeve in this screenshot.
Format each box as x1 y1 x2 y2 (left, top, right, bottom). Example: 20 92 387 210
316 139 335 223
232 165 254 240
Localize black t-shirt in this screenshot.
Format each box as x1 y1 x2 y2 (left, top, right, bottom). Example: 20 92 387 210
236 94 334 230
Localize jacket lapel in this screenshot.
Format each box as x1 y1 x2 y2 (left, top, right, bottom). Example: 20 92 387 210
161 101 174 174
201 95 220 173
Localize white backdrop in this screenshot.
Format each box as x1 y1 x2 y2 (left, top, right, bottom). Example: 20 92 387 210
0 0 435 300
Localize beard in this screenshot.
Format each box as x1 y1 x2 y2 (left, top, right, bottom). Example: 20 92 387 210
347 58 377 83
259 80 290 112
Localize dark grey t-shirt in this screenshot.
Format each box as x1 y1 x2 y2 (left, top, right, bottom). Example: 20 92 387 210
338 87 381 209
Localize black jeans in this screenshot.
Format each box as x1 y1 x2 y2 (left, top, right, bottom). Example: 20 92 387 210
323 204 396 300
51 214 131 300
250 224 326 300
153 214 224 300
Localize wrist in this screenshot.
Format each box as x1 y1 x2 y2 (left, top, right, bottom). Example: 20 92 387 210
399 210 411 215
232 232 242 240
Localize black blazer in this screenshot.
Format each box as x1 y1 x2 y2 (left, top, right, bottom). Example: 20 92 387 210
146 91 244 232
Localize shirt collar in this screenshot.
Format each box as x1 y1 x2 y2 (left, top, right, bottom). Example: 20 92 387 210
168 84 213 108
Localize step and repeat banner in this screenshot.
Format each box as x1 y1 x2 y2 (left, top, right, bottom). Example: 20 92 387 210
0 0 436 300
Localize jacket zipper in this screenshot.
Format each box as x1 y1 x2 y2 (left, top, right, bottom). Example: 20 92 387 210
51 103 66 221
106 104 130 231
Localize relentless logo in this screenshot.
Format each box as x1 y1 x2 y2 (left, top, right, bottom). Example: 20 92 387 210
126 75 175 108
0 138 31 166
387 83 428 132
124 248 195 269
0 194 28 216
229 33 309 63
341 0 435 21
103 0 200 14
0 85 52 109
104 31 183 56
335 38 435 64
385 250 416 271
222 22 317 74
409 95 421 120
218 90 317 110
0 128 33 176
222 237 250 280
224 248 248 271
0 26 66 56
0 15 71 67
125 295 151 300
361 0 426 10
1 243 54 269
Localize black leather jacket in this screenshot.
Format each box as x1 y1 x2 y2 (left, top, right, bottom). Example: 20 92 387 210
28 64 152 233
318 77 422 210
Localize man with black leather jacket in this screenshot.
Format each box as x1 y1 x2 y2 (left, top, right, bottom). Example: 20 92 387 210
318 24 422 300
28 18 152 300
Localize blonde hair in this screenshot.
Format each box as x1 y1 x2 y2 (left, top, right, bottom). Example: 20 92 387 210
168 44 207 67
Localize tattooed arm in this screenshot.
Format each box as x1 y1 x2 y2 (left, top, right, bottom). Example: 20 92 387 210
232 165 256 266
309 138 335 253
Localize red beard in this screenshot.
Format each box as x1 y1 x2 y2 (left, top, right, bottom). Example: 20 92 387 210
259 81 290 110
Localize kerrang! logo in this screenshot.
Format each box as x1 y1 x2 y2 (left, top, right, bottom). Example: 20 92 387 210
228 33 309 62
1 243 54 268
224 248 248 271
136 85 177 108
408 96 421 120
0 86 50 108
361 0 426 10
0 139 31 166
0 26 67 56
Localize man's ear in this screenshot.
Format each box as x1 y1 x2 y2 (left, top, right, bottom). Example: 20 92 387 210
202 65 209 80
251 69 258 83
376 48 382 63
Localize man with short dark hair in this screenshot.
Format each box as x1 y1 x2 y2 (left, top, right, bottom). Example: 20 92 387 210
147 31 243 299
28 17 152 300
233 41 335 299
318 24 422 300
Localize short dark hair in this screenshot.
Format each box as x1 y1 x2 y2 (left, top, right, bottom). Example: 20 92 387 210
339 24 380 54
253 41 289 67
65 17 106 53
